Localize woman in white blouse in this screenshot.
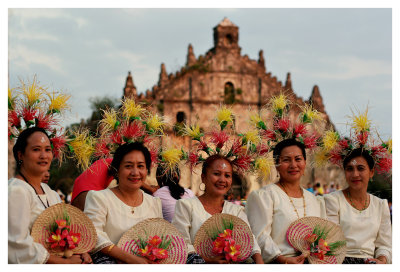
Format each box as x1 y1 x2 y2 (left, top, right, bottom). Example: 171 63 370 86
172 154 264 264
246 138 326 264
8 127 92 264
324 148 391 264
84 142 163 264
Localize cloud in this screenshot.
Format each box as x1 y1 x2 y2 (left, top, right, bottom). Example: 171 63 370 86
9 44 64 74
292 55 391 80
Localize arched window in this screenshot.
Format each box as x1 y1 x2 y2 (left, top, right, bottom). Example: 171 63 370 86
174 111 186 135
224 82 235 104
176 111 186 123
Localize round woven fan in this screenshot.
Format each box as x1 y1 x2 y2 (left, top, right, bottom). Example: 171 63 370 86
286 216 347 264
31 203 97 257
117 218 188 264
193 213 253 262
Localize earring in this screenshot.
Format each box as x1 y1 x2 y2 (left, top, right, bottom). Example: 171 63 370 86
18 160 23 166
199 182 206 191
369 178 373 182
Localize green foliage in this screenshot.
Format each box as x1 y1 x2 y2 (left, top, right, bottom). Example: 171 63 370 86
206 218 234 240
368 173 392 202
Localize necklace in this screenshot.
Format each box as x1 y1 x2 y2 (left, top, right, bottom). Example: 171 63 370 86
280 182 306 219
347 190 369 213
116 187 141 214
19 172 50 209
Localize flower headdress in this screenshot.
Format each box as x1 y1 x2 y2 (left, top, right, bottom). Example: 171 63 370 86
68 97 167 170
316 107 392 175
247 92 326 179
182 105 263 175
250 92 324 151
8 76 71 160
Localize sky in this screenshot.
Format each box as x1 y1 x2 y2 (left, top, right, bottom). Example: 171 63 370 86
7 7 393 139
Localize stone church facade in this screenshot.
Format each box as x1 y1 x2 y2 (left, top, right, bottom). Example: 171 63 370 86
122 18 344 196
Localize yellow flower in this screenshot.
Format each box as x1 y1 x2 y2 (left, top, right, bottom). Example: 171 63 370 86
100 108 119 132
243 130 261 145
249 112 266 129
216 106 234 128
313 150 329 167
322 130 339 151
351 108 371 133
20 76 45 108
300 104 323 123
385 139 392 154
270 93 288 114
161 148 183 170
255 157 275 180
47 91 71 113
8 87 18 110
183 123 203 140
69 130 95 170
146 113 165 134
122 98 145 119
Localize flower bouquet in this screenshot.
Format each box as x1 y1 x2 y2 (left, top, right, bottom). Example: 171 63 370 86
135 235 171 262
286 216 347 264
31 203 97 257
117 218 188 264
46 210 81 257
194 214 253 263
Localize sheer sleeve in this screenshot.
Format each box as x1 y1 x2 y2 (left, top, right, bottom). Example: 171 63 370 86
323 193 340 224
8 185 49 264
84 190 113 253
172 199 195 254
245 189 281 263
374 199 392 263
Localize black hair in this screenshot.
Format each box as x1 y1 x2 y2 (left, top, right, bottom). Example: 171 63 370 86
156 165 184 200
13 127 51 170
343 147 375 170
109 142 152 181
273 138 306 165
201 154 233 176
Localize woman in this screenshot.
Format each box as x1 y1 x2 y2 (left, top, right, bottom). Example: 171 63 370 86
172 154 264 264
324 148 391 264
8 127 92 264
84 142 163 264
245 138 326 264
153 166 195 222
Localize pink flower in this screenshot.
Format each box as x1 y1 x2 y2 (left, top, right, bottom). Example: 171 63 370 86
357 131 369 145
303 133 319 149
376 157 392 174
111 130 123 145
313 250 326 260
338 138 349 149
305 233 318 243
121 121 146 141
188 151 199 169
8 110 20 128
294 123 307 136
233 155 252 172
210 131 229 149
198 141 208 151
94 140 111 158
151 247 169 260
329 150 343 166
224 240 241 262
36 111 56 130
274 118 291 132
212 237 226 255
218 229 232 239
148 235 162 247
256 143 270 155
261 129 276 140
21 107 38 124
56 219 68 229
318 238 330 253
139 245 152 258
230 138 243 156
149 147 159 166
51 135 66 160
67 232 81 249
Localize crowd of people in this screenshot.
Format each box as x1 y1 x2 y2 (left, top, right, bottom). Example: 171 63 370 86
8 85 392 264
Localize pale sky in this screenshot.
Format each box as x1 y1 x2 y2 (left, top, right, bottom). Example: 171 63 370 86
7 7 393 139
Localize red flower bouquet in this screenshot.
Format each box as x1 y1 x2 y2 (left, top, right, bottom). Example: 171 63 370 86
209 219 241 263
134 235 172 263
46 210 81 257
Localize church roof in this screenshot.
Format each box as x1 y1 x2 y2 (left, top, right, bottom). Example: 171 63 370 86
217 17 237 27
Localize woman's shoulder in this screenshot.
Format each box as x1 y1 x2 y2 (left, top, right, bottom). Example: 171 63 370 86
176 196 198 206
86 188 113 200
41 183 60 197
8 178 31 196
224 200 244 213
324 190 343 200
369 193 389 206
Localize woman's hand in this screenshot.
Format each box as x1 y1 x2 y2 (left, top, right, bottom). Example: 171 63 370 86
366 256 387 264
203 255 228 264
127 254 155 264
252 253 264 264
276 254 305 264
80 253 93 264
65 254 84 264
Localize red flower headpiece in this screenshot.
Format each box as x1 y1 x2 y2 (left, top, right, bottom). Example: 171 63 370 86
8 76 71 161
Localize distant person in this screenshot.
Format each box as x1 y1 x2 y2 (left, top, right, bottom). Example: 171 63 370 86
41 170 50 183
306 182 314 194
314 182 324 196
323 184 329 194
329 182 336 193
153 166 194 223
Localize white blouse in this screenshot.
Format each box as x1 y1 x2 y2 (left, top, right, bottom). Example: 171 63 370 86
172 196 261 257
84 188 163 253
8 178 61 264
324 190 392 263
245 183 326 263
